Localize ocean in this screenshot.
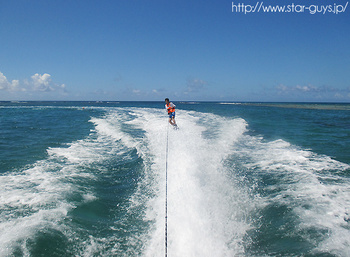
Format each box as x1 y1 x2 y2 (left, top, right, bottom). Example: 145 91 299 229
0 101 349 257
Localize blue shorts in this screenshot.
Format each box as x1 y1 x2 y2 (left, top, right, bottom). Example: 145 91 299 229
168 112 175 118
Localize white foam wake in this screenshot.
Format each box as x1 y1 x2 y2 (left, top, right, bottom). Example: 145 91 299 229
126 107 350 256
3 107 348 256
124 109 256 256
0 108 135 256
237 136 350 256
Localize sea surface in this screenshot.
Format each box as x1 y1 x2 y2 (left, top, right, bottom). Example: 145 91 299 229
0 101 349 257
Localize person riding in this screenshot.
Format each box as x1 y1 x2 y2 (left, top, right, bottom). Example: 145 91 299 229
165 98 177 127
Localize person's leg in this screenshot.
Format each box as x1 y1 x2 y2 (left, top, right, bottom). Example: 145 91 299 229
169 113 175 125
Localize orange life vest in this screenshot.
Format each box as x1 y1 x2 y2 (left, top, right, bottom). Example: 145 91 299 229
166 103 175 114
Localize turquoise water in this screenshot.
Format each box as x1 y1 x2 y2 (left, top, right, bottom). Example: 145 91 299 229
0 101 349 256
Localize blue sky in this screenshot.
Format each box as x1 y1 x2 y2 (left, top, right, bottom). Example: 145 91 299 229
0 0 349 102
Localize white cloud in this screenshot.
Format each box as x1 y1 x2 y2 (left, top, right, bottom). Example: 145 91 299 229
274 84 350 101
0 72 22 92
277 84 319 93
0 73 8 90
276 84 288 92
0 71 66 93
184 78 207 94
295 85 317 92
31 73 53 91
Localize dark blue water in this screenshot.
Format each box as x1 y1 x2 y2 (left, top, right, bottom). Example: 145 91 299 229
0 101 349 256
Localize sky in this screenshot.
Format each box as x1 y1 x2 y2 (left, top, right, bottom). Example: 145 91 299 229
0 0 349 102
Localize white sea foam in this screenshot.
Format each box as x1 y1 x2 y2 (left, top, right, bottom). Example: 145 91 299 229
237 136 350 255
120 108 257 256
125 108 350 256
0 161 74 256
0 108 134 256
219 102 242 105
2 107 349 256
77 109 350 256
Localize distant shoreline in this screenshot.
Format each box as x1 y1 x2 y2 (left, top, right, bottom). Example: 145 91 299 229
1 101 350 111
